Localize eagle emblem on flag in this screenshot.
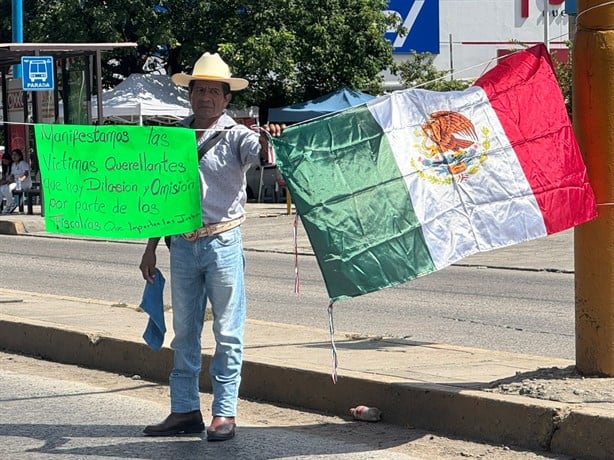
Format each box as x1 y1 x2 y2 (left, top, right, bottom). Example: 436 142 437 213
413 110 490 184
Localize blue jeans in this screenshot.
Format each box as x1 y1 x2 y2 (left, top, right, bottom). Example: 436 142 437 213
169 226 246 416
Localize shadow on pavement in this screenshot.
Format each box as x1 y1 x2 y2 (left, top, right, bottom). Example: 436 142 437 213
0 422 417 459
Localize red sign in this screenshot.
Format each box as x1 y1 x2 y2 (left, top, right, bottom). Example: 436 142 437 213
9 124 26 153
521 0 565 18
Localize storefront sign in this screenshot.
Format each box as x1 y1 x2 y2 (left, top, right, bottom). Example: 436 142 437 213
385 0 439 54
521 0 565 18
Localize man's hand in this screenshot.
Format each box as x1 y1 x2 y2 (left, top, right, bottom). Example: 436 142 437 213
258 124 286 163
140 238 160 284
262 123 286 137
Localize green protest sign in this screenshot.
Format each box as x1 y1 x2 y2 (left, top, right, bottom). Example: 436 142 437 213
35 124 202 239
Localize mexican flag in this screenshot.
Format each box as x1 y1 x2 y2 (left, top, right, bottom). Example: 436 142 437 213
272 45 597 301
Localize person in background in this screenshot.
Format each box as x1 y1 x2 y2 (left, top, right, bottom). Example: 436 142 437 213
0 151 12 185
0 150 12 213
139 52 285 442
0 149 31 214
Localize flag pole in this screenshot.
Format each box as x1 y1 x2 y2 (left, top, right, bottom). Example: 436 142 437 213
574 0 614 375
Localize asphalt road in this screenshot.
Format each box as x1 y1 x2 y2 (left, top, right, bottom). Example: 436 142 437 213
0 351 570 460
0 352 415 460
0 233 575 359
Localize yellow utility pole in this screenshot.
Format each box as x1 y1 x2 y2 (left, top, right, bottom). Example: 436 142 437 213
574 0 614 375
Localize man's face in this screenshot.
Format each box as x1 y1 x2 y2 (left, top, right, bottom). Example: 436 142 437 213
190 80 231 121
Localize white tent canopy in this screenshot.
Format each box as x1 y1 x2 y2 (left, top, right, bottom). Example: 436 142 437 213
94 73 191 124
59 73 261 126
60 73 192 125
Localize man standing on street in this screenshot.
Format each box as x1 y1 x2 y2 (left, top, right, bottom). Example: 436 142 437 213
139 52 284 442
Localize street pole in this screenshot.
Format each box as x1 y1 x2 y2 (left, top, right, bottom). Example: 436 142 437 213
567 0 577 41
11 0 23 78
449 33 453 80
544 1 551 52
574 0 614 375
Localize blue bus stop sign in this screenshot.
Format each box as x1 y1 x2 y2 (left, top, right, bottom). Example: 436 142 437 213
21 56 55 91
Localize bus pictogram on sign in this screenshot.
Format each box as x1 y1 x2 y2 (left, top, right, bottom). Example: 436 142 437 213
21 56 55 91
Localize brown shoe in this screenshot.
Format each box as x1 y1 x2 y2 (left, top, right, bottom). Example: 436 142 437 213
206 416 236 442
143 410 204 436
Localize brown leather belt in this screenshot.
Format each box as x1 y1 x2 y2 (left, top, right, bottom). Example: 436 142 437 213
182 216 246 241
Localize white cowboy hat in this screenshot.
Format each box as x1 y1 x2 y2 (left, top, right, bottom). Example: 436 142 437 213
171 52 248 91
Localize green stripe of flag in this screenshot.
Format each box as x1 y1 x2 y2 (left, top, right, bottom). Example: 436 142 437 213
274 105 437 300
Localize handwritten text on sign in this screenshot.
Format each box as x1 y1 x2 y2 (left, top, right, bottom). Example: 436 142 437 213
35 124 202 239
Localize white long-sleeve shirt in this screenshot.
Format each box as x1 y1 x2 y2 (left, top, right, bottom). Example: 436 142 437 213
178 113 261 224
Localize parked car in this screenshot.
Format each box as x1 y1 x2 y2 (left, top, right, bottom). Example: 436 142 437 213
246 164 287 203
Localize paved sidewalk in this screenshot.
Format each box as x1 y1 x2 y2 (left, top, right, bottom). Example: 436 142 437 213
0 204 611 459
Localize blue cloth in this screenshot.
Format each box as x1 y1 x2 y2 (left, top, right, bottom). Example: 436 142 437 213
139 268 166 351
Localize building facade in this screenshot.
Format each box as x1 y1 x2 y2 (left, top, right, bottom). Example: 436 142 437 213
384 0 572 87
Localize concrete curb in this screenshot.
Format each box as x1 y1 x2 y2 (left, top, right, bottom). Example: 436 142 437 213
0 219 25 234
1 318 612 459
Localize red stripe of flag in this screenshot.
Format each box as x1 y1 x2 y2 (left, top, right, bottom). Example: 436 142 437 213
474 45 596 234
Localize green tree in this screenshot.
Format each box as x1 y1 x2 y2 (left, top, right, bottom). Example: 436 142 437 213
0 0 395 109
25 0 180 85
391 50 471 91
0 0 14 43
218 0 394 108
552 42 572 116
